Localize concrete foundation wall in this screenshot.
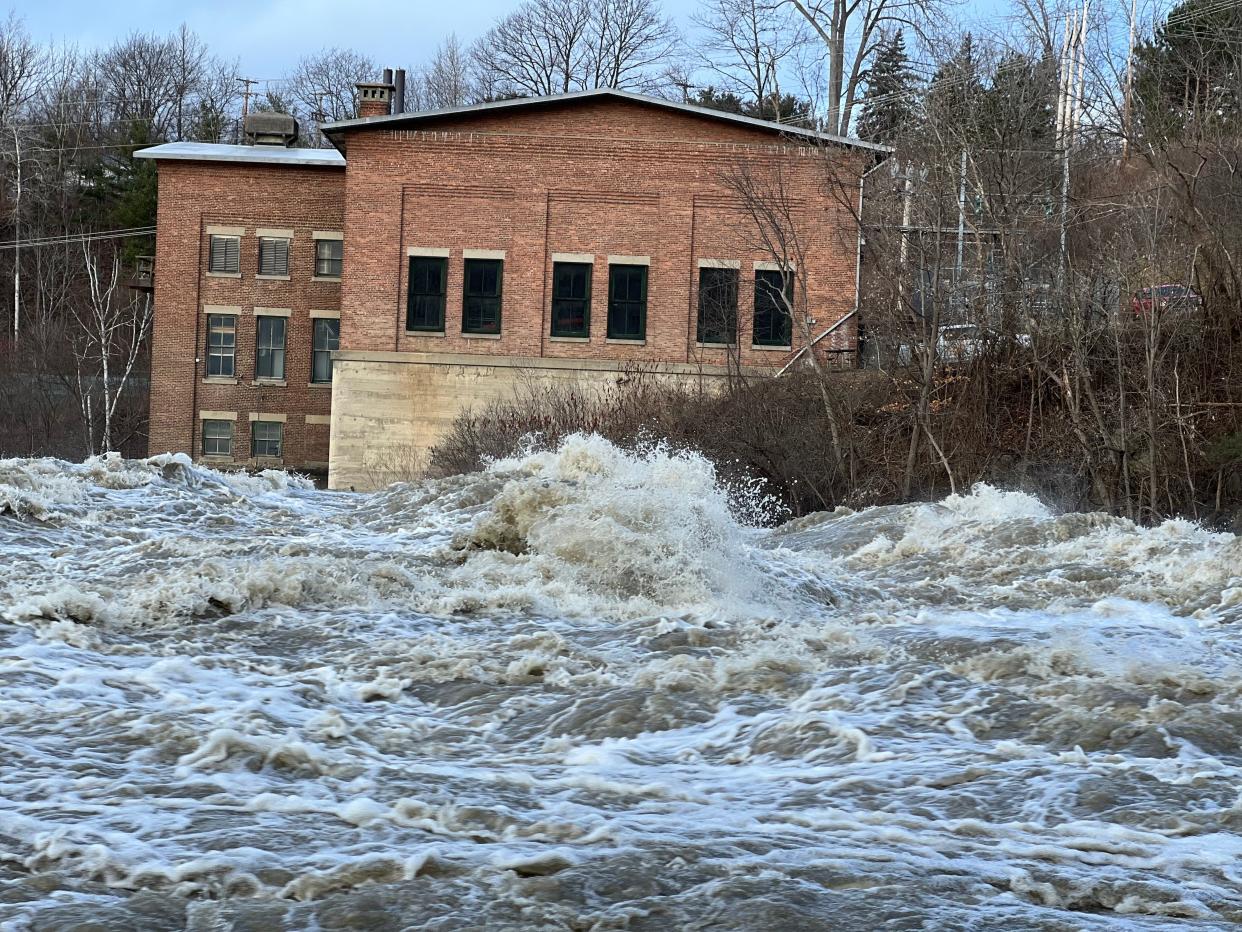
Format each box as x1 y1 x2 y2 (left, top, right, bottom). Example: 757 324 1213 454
328 350 752 490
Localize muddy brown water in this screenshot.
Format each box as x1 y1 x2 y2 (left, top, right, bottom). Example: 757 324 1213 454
1 438 1240 930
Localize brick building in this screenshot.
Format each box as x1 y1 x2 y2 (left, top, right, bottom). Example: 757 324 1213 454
137 87 885 490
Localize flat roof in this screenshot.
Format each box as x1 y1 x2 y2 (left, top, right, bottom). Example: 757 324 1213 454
134 142 345 168
321 88 891 154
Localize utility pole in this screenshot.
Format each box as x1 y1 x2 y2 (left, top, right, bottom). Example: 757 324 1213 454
893 161 915 364
1122 0 1138 161
954 148 967 296
312 96 326 148
897 161 913 314
238 77 258 135
1056 1 1088 296
11 124 21 343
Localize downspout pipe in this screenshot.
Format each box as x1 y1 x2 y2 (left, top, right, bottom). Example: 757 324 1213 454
778 153 890 377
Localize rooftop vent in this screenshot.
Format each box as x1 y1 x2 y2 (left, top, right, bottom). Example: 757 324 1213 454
244 112 299 147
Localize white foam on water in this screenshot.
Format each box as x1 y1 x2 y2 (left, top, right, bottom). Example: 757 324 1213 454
1 438 1241 929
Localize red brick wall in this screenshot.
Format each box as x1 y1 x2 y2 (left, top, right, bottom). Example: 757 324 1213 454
149 98 868 470
338 97 866 369
148 160 344 469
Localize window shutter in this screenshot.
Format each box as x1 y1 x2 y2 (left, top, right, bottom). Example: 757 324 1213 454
259 238 289 276
209 236 239 273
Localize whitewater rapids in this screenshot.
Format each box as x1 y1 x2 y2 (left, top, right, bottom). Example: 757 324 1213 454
1 437 1241 931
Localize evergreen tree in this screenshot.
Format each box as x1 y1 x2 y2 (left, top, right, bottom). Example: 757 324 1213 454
856 30 919 145
981 51 1056 148
693 86 815 128
925 33 986 141
1133 0 1242 137
692 86 748 114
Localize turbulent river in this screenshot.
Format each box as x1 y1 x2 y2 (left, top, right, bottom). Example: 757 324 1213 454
1 436 1241 931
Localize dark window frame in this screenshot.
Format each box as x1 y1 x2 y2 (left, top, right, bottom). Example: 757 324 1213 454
314 238 343 278
205 313 236 378
255 315 287 381
257 237 290 277
311 317 340 384
407 256 448 332
550 261 592 338
696 266 739 346
753 268 794 348
607 264 647 341
251 420 283 459
462 258 503 335
207 235 240 274
202 419 233 457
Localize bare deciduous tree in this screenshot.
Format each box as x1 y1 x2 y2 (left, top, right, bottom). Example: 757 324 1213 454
472 0 677 98
692 0 806 119
419 34 474 109
286 47 378 143
71 244 153 454
786 0 942 135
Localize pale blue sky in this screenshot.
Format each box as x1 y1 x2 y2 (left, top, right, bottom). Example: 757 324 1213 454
16 0 1014 94
18 0 701 77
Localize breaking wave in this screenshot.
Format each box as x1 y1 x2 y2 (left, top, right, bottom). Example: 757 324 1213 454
1 435 1240 929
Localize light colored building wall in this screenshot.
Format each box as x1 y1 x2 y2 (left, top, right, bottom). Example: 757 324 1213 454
327 350 750 490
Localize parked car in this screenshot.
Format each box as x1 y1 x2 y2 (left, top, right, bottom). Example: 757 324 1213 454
1131 284 1203 317
895 324 1031 365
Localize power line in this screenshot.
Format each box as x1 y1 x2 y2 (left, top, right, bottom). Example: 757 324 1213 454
857 53 1056 111
1167 0 1242 24
26 141 166 155
0 226 155 252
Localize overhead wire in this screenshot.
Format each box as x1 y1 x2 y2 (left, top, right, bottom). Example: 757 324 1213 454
0 226 156 252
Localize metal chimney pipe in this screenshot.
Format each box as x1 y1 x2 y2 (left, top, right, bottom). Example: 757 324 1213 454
393 69 406 115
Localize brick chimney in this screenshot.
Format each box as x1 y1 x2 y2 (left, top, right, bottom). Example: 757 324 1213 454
356 81 394 119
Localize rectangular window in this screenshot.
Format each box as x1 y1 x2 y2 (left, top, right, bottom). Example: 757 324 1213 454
407 257 447 332
255 316 287 380
551 262 592 337
258 237 290 277
753 269 794 347
202 419 233 457
251 421 283 458
205 314 236 377
697 267 738 345
314 239 343 278
207 235 240 274
462 258 503 335
607 264 647 341
311 318 340 384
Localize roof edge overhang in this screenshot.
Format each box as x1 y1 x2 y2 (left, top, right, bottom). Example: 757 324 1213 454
321 88 892 156
133 142 346 169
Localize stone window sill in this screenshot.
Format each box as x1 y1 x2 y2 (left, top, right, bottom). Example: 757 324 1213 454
252 379 287 387
550 335 590 343
253 457 285 466
205 271 241 279
202 377 239 385
696 342 736 349
752 344 793 352
606 338 645 346
312 276 342 283
308 382 333 389
462 332 503 340
255 274 291 281
406 330 446 337
202 454 234 463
